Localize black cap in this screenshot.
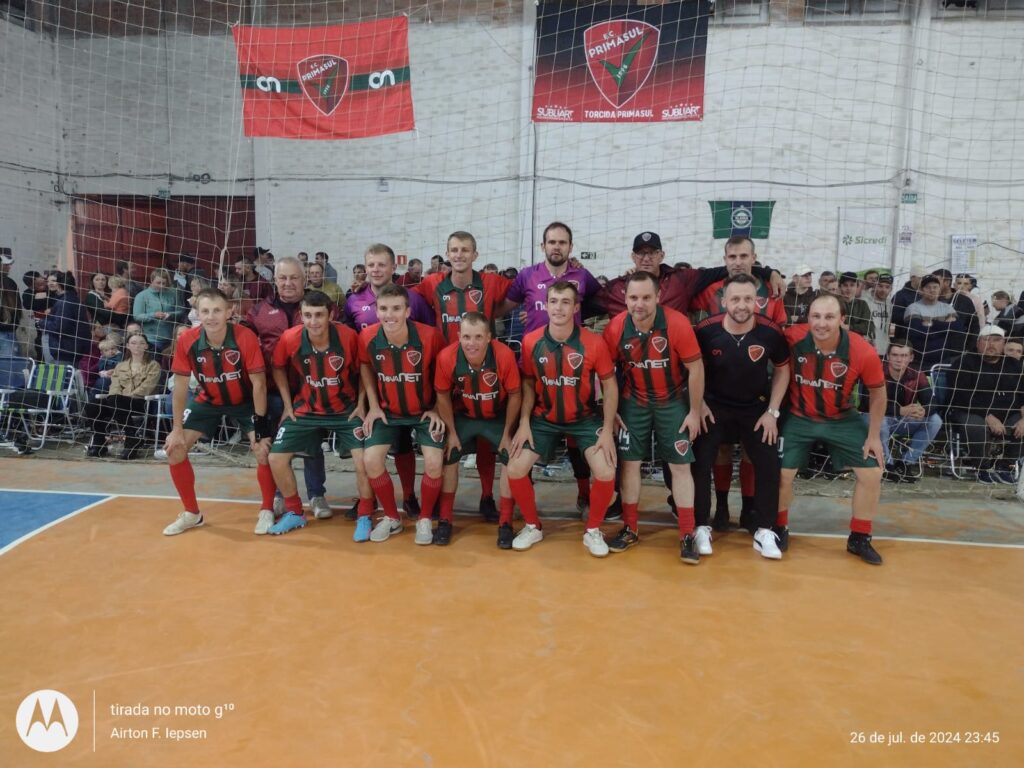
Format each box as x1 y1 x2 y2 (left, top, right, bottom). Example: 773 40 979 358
839 271 859 284
632 232 662 251
920 275 940 288
878 274 894 284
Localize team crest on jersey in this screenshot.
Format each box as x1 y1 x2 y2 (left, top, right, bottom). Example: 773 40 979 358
674 439 690 455
567 352 584 370
224 349 240 366
406 350 422 366
756 296 769 310
748 345 765 362
651 335 668 354
483 371 498 387
469 289 483 305
327 354 344 372
830 361 848 378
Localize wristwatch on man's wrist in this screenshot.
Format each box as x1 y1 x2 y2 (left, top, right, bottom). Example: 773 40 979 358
766 407 781 419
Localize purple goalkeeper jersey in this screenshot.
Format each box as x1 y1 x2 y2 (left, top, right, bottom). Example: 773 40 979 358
342 283 435 330
505 262 603 332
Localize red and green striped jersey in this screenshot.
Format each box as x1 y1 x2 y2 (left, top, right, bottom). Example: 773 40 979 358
272 322 360 416
521 325 614 424
784 325 884 420
434 339 521 420
171 323 264 407
603 306 701 405
414 270 512 343
358 320 444 418
690 277 787 326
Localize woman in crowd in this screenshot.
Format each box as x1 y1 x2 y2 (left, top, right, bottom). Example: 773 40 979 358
104 275 132 327
85 272 112 326
132 268 179 355
44 271 91 366
84 332 161 459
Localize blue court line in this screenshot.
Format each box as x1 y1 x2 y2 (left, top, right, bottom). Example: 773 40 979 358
0 490 111 554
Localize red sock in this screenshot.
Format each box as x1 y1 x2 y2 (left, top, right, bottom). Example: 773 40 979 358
508 476 539 526
369 473 399 519
357 497 375 518
256 463 277 510
740 460 755 497
169 459 199 514
576 477 590 500
499 496 515 525
587 478 615 529
850 517 873 535
420 475 442 521
713 463 732 493
395 451 417 499
777 508 789 527
439 491 456 522
622 502 639 531
476 441 496 498
677 506 695 537
284 494 303 516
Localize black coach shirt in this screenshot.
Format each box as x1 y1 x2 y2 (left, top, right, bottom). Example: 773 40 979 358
695 314 789 409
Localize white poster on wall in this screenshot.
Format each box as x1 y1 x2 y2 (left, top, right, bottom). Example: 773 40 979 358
837 207 894 273
950 234 978 273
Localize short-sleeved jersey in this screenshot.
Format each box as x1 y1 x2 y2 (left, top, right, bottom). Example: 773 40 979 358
434 339 521 420
271 322 360 416
784 325 885 421
358 321 444 418
690 277 788 326
521 325 615 424
505 262 603 333
342 282 434 331
603 306 701 406
414 270 512 343
695 314 790 409
588 264 731 317
171 323 264 407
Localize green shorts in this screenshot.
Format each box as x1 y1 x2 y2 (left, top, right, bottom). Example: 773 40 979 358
525 414 604 465
445 414 509 465
270 412 364 455
616 397 693 464
363 413 446 450
182 401 254 439
779 411 879 470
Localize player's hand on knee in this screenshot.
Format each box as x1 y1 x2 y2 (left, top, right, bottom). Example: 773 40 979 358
699 402 715 432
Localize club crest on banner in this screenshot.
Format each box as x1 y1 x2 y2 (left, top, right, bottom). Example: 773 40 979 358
584 21 660 108
297 55 349 116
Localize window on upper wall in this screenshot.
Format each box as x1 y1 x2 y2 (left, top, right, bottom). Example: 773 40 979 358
710 0 770 25
804 0 912 21
935 0 1024 18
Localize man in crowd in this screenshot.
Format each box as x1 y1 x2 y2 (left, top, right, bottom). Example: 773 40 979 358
234 258 273 302
934 268 983 349
862 273 894 355
904 274 963 371
839 272 874 340
315 251 338 284
818 271 839 295
396 258 424 287
890 262 925 338
346 263 366 298
115 260 145 298
305 261 344 308
782 265 815 326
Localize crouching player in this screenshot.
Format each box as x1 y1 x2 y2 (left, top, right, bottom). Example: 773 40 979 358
602 271 705 563
162 288 277 535
359 284 447 544
434 312 522 547
506 280 619 557
267 290 368 537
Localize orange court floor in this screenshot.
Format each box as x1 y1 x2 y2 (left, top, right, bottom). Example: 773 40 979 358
0 456 1022 767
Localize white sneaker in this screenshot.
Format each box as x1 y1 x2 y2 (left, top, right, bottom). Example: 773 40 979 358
254 509 275 535
370 516 403 542
272 496 285 517
463 453 477 469
583 528 609 558
694 525 713 556
310 496 333 519
414 518 434 545
512 523 543 551
753 528 783 560
163 511 203 536
153 448 168 460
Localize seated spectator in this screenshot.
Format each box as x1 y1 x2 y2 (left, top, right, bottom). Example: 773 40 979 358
946 325 1024 484
345 263 366 298
934 268 981 352
305 262 343 307
862 274 894 354
185 275 213 327
233 258 272 302
395 258 423 287
132 268 179 354
83 332 161 460
990 290 1024 336
861 342 941 483
783 265 815 325
1005 338 1023 361
84 332 123 396
44 271 91 366
84 272 112 327
217 276 254 321
890 262 925 338
839 271 874 340
0 275 20 358
905 275 963 370
104 275 131 327
314 250 337 283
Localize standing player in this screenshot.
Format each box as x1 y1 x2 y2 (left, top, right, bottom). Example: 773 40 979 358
777 294 886 565
693 274 790 560
506 281 619 557
602 272 705 562
268 291 370 538
415 231 513 522
359 284 447 544
162 289 277 536
434 312 522 547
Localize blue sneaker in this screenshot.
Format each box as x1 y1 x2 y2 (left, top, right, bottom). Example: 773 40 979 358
268 512 307 535
353 516 372 542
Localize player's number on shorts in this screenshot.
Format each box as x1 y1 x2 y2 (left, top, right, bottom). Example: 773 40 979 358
275 426 286 442
182 408 192 424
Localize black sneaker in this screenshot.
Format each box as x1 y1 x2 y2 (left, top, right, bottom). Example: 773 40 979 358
604 494 623 521
433 520 453 546
679 535 700 565
479 496 498 523
773 525 789 552
402 495 421 518
711 507 730 532
606 526 639 553
497 523 514 550
847 532 883 565
86 445 108 458
345 500 359 521
883 464 902 483
432 498 441 521
977 470 998 485
667 494 677 520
